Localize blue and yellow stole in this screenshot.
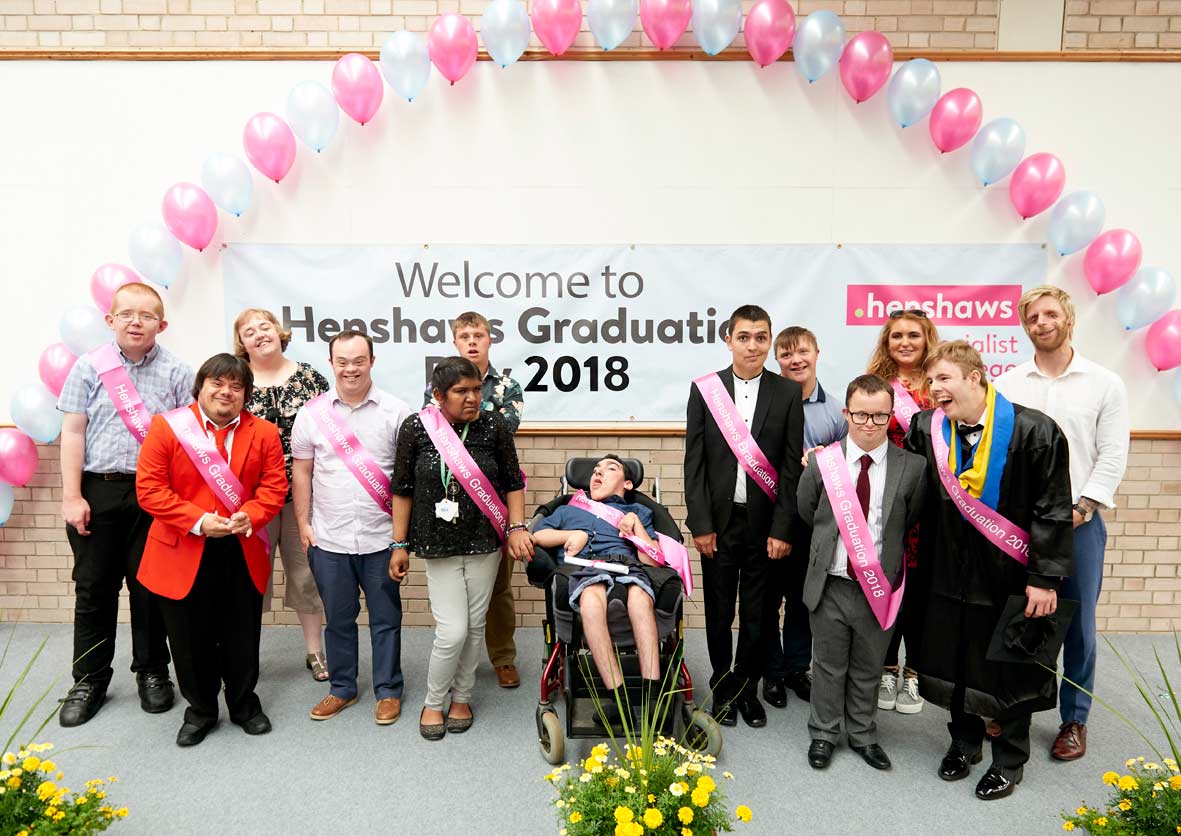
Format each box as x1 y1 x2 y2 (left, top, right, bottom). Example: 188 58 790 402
940 384 1015 511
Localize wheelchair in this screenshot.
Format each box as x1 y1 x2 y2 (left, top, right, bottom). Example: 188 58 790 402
527 457 723 764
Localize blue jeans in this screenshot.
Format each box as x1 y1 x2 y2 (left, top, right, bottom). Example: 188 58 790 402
1060 513 1108 724
308 545 404 701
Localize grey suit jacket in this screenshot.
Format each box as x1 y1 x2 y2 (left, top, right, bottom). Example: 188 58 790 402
796 440 927 614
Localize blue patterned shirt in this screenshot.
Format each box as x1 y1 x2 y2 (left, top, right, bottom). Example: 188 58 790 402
57 341 194 474
802 380 848 450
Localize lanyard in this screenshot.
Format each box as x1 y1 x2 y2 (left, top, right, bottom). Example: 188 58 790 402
439 421 471 492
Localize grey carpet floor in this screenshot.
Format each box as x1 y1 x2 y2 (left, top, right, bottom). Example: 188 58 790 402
0 624 1165 835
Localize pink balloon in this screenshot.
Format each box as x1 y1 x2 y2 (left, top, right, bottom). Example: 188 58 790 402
332 53 384 125
530 0 581 57
162 183 218 252
640 0 692 51
243 112 297 183
38 343 78 398
428 13 479 83
89 263 140 311
839 31 893 103
1146 310 1181 371
744 0 796 67
1084 229 1142 295
928 87 983 154
1008 153 1065 220
0 428 38 487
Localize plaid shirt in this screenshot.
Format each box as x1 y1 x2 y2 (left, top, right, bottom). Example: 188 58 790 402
422 364 524 434
57 341 195 474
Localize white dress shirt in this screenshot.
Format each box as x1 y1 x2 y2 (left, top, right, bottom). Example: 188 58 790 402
732 371 762 504
828 438 889 577
189 405 242 535
290 385 413 554
994 351 1129 508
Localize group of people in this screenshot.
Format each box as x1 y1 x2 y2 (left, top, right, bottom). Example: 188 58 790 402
53 280 1129 803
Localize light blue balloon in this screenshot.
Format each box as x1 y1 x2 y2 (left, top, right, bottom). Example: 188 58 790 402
1047 191 1105 256
59 305 109 356
792 10 844 83
11 382 63 444
286 80 339 153
1117 267 1176 331
589 0 638 51
691 0 741 56
128 221 182 289
380 32 431 103
0 481 12 527
886 58 941 128
200 152 253 217
970 118 1025 187
481 0 531 67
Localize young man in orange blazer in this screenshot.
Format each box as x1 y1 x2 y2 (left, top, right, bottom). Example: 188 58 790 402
136 353 287 747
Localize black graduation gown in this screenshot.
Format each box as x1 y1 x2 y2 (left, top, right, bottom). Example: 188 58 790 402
904 404 1074 718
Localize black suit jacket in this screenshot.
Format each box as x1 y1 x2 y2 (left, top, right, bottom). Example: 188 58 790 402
684 367 805 543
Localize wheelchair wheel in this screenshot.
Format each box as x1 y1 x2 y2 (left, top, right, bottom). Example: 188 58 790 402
539 710 565 765
683 708 723 758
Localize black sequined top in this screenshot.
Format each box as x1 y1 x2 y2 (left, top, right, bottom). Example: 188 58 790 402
392 410 525 558
243 361 330 503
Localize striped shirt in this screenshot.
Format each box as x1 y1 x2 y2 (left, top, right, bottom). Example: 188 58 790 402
57 341 195 474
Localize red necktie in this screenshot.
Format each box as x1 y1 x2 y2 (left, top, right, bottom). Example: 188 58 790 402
206 421 232 465
847 453 873 579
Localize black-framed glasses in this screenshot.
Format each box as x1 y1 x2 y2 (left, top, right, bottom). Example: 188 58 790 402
849 411 891 426
888 309 928 319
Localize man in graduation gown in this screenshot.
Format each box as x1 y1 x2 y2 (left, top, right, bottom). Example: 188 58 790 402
904 340 1072 801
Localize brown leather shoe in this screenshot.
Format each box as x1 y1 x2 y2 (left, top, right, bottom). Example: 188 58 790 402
375 697 402 726
1051 721 1087 761
310 694 357 720
495 664 520 689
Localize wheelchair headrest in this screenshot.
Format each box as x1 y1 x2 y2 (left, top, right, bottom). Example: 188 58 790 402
565 456 644 493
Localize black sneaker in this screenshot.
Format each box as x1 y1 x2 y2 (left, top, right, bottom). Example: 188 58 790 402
59 681 107 728
137 672 176 714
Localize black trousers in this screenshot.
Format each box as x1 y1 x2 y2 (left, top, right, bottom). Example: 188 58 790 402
764 526 813 679
157 536 263 726
884 564 929 672
948 701 1032 772
67 475 170 688
701 504 772 700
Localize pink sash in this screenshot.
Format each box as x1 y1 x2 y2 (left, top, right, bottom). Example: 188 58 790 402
89 343 152 444
306 393 394 515
815 444 903 630
693 373 778 502
162 407 268 550
568 490 694 597
930 408 1030 566
890 379 923 433
419 405 509 541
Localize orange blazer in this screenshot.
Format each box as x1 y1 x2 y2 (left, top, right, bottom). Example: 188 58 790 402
136 404 287 600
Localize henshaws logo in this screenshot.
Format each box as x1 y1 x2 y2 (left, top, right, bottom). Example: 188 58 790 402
846 285 1022 326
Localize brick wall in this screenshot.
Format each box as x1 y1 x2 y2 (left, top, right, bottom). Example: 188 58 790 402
2 434 1179 632
1064 0 1181 49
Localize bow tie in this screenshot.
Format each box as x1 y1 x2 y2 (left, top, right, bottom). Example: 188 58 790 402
959 424 984 435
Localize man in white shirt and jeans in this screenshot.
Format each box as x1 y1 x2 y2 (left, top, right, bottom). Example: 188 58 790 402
995 285 1129 762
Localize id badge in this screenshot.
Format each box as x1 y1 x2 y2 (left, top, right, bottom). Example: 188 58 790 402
435 498 460 523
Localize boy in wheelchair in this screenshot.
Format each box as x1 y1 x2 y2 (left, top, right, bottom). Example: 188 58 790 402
531 455 676 719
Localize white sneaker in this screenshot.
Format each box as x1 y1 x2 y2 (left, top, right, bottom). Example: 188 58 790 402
895 673 924 715
877 673 897 711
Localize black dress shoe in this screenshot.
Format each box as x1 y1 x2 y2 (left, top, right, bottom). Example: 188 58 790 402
59 681 106 728
808 739 835 769
784 669 812 702
852 743 892 771
762 678 788 708
975 766 1022 800
708 702 737 727
137 672 176 714
736 695 767 728
238 711 272 735
939 744 983 781
176 720 215 747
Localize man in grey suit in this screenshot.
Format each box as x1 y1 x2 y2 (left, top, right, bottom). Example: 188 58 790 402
797 374 927 770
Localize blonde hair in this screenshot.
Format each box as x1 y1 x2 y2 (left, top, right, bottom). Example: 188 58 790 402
1017 285 1076 336
452 311 491 334
866 314 941 384
924 340 988 389
110 282 164 317
232 308 291 359
774 326 818 355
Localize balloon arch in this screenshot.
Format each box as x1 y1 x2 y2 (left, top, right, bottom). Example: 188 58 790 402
1 0 1179 521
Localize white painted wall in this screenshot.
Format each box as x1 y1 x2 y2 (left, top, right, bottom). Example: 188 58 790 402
1 58 1178 427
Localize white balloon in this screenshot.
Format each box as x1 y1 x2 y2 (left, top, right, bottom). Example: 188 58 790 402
589 0 639 51
200 152 253 217
482 0 532 67
11 382 63 444
0 481 12 526
970 118 1025 187
886 58 941 128
128 221 183 289
792 10 844 83
59 305 110 356
1047 192 1105 256
287 80 340 153
380 31 432 103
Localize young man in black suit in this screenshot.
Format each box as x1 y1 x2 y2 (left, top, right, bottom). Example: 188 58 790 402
684 304 805 728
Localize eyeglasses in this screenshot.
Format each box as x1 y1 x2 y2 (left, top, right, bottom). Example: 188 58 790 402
849 411 891 426
113 311 160 323
888 309 928 319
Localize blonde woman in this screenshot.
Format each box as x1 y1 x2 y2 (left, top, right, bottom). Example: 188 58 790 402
234 308 330 681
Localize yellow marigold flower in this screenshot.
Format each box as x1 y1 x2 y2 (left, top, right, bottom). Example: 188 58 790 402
22 757 40 772
116 807 130 818
615 807 635 824
37 781 57 801
53 812 65 823
1102 772 1120 786
12 769 22 777
16 830 28 836
1063 823 1075 832
568 811 583 824
682 830 693 836
697 775 716 793
40 761 55 773
735 805 753 823
7 777 21 789
1096 817 1107 827
45 807 58 818
647 794 655 804
678 806 693 824
1118 775 1138 791
606 777 619 788
691 787 710 808
1076 807 1088 816
643 808 664 829
1171 775 1181 790
1118 800 1132 811
76 795 89 805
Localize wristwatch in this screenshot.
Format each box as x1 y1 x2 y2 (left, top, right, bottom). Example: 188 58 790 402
1073 498 1096 523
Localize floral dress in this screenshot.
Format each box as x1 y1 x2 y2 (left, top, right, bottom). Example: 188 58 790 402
244 361 330 503
888 379 933 569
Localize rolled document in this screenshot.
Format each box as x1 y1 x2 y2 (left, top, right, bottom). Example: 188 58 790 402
563 555 630 575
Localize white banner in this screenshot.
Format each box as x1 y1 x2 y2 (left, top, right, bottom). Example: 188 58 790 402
222 243 1044 422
